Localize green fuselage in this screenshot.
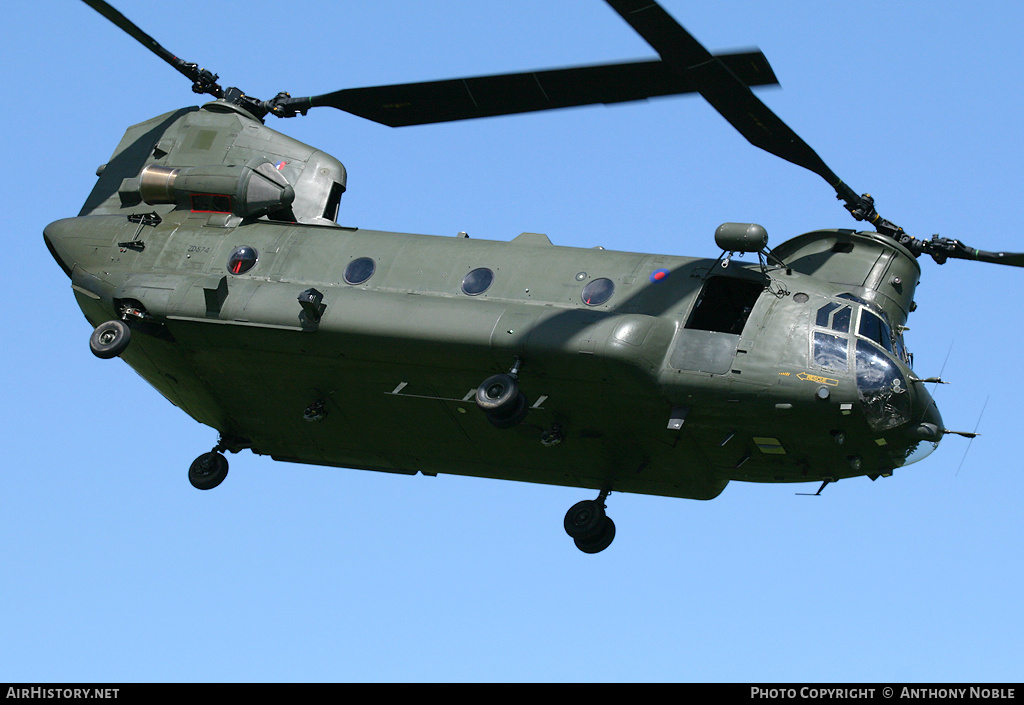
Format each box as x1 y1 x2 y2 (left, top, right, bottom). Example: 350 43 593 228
44 102 943 500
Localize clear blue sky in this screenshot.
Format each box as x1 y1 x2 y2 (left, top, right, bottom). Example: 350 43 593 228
3 0 1022 682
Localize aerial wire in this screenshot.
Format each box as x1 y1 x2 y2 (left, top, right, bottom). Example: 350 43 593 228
954 396 988 477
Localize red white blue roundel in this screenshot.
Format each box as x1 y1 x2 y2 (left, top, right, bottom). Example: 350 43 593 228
650 268 670 283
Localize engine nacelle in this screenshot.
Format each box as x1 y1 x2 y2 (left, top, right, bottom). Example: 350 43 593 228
127 158 295 219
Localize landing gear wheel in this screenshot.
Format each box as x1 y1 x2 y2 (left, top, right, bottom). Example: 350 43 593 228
476 373 519 413
188 451 229 490
89 320 131 359
564 495 615 553
476 373 529 428
574 518 616 554
485 392 529 428
563 499 607 541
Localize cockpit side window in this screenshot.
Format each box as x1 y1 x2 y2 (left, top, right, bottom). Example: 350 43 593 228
816 302 851 333
832 306 851 333
815 302 838 327
812 301 855 373
858 309 893 354
814 332 849 373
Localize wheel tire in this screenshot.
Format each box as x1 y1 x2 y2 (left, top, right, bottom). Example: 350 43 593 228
475 374 519 414
89 320 131 359
485 391 529 428
563 499 607 541
574 517 616 554
188 451 229 490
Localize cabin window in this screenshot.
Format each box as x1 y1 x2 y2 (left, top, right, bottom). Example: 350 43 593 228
226 246 258 275
686 276 763 334
461 268 494 296
581 278 615 306
344 257 375 285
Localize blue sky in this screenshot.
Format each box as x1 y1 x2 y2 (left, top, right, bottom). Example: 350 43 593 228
3 0 1022 682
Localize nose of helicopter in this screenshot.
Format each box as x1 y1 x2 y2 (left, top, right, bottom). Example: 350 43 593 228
919 384 944 430
901 381 945 465
43 218 77 278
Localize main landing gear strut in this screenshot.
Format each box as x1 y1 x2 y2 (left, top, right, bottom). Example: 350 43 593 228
564 489 616 554
187 436 250 490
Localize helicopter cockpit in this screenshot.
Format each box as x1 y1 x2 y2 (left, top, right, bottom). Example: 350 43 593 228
814 298 911 420
813 296 939 464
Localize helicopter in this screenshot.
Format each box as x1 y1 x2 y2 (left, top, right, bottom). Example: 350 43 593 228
43 0 1023 554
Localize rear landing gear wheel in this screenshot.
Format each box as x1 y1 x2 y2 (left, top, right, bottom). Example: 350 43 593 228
189 451 229 490
89 320 131 359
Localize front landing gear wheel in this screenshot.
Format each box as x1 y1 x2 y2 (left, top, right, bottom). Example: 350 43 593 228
485 391 528 428
189 451 229 490
574 517 615 554
564 492 615 553
564 499 607 541
89 320 131 359
475 373 529 428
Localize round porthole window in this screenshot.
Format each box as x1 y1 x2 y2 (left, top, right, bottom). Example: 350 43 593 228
227 246 258 275
461 267 494 296
344 257 376 285
582 278 614 306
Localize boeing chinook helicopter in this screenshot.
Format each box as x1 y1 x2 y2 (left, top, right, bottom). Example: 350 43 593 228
44 0 1022 554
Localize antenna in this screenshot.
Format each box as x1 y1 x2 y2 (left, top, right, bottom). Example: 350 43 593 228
953 397 988 476
796 479 831 496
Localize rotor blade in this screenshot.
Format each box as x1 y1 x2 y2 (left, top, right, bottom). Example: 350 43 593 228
81 0 223 97
604 0 845 190
912 236 1024 267
967 250 1024 267
286 52 777 126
